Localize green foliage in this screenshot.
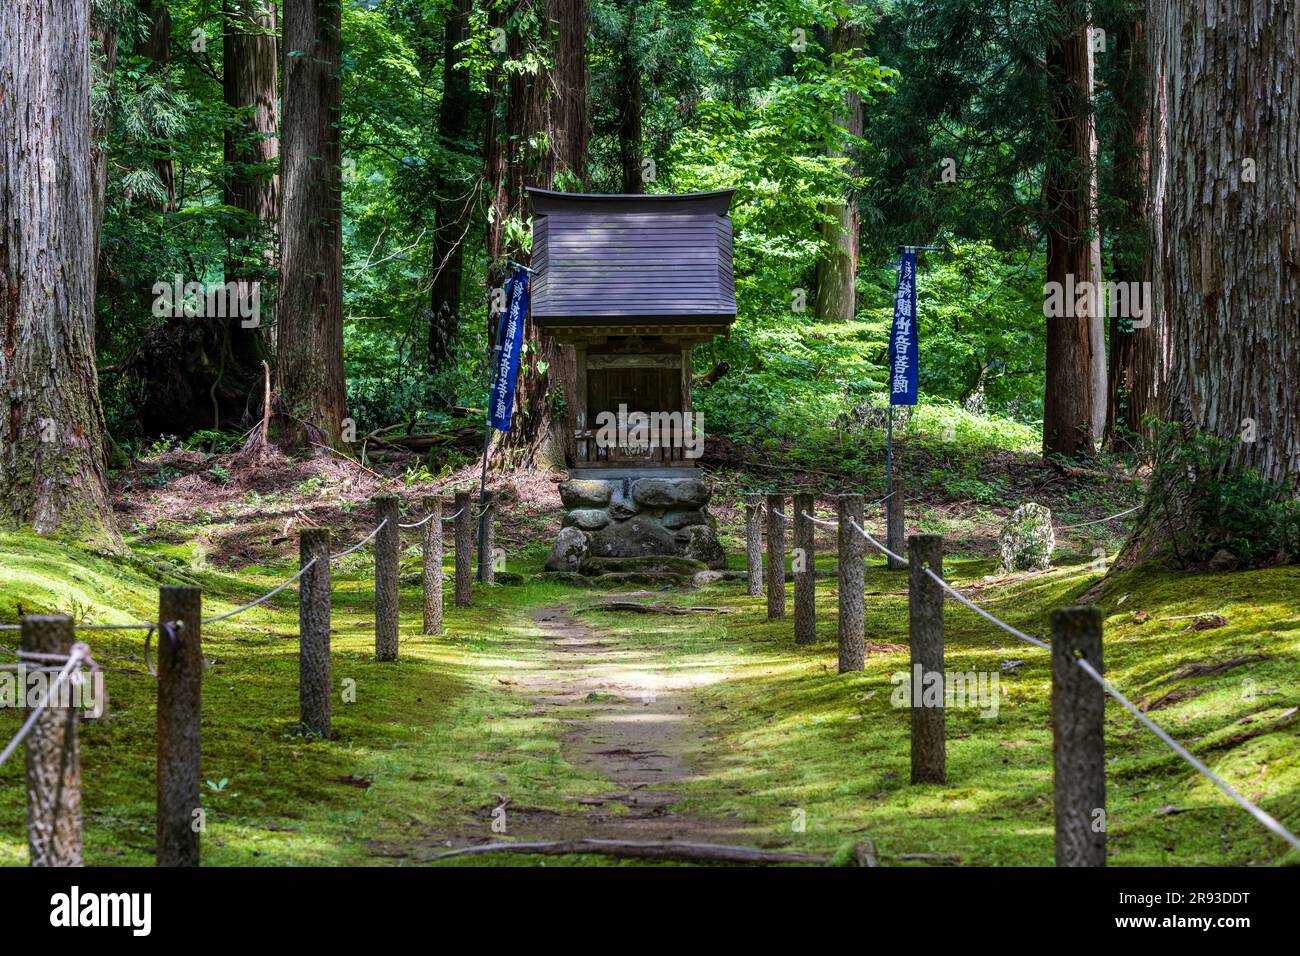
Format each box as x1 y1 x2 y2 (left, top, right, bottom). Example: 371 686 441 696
1144 421 1300 568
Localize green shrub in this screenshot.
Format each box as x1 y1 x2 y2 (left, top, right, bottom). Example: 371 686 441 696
1145 420 1300 567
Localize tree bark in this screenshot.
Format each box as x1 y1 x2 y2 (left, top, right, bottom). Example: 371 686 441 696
277 0 347 450
224 0 280 276
616 2 643 194
427 0 475 372
216 0 278 430
1086 30 1107 442
146 2 175 210
0 0 119 544
483 0 509 327
1124 0 1300 559
90 11 119 282
1042 15 1096 459
1103 12 1159 451
815 10 863 323
490 0 586 469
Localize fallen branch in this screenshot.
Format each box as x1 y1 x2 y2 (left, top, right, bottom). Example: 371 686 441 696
592 602 727 615
428 839 833 866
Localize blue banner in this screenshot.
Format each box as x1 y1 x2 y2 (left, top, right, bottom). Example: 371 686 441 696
888 251 919 406
488 267 529 432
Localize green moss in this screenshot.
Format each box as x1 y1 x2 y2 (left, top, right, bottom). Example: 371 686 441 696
1 529 1296 867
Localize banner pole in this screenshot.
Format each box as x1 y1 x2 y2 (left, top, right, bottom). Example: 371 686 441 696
886 404 895 555
478 314 506 584
476 412 494 584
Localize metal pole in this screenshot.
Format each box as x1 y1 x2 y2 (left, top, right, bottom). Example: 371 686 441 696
478 319 504 584
886 405 895 558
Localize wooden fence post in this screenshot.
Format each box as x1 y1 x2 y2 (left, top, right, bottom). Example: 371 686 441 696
792 487 816 645
454 490 473 607
907 534 945 783
479 490 496 584
836 494 865 671
21 615 81 866
886 479 907 570
1052 605 1106 867
374 495 400 661
299 528 331 738
422 495 443 635
765 491 785 619
157 585 202 867
745 493 763 597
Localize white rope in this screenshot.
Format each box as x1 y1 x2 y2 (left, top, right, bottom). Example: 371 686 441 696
809 508 1298 850
802 510 838 528
398 512 438 529
202 558 318 625
331 518 388 559
848 518 909 566
921 567 1050 651
0 643 92 769
1056 503 1143 530
1076 658 1300 852
443 507 465 521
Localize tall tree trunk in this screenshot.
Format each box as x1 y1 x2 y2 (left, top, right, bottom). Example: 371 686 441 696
815 10 864 323
616 3 643 194
214 0 278 430
90 11 119 282
146 2 175 210
546 0 590 187
1086 28 1107 442
488 0 586 469
0 0 119 544
427 0 474 372
1123 0 1300 560
277 0 347 450
224 1 279 274
1042 14 1096 459
1103 11 1159 451
484 0 513 348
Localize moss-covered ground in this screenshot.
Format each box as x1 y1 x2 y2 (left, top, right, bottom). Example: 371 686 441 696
1 524 1297 866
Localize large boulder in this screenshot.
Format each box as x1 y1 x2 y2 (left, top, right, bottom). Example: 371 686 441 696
659 509 706 531
564 508 611 531
631 477 710 509
559 479 611 509
545 526 590 572
675 524 727 569
607 482 641 521
588 516 677 559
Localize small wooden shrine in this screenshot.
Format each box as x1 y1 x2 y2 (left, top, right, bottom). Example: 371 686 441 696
526 187 737 571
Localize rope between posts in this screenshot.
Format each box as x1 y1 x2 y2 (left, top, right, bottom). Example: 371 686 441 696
806 508 1300 850
331 517 388 559
0 643 93 770
1056 503 1143 530
202 558 318 625
1077 658 1300 852
398 512 438 529
403 509 475 530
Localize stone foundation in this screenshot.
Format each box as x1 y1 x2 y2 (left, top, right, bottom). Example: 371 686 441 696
545 475 726 572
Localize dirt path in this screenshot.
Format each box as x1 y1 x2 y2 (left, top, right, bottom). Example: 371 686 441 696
499 605 759 846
